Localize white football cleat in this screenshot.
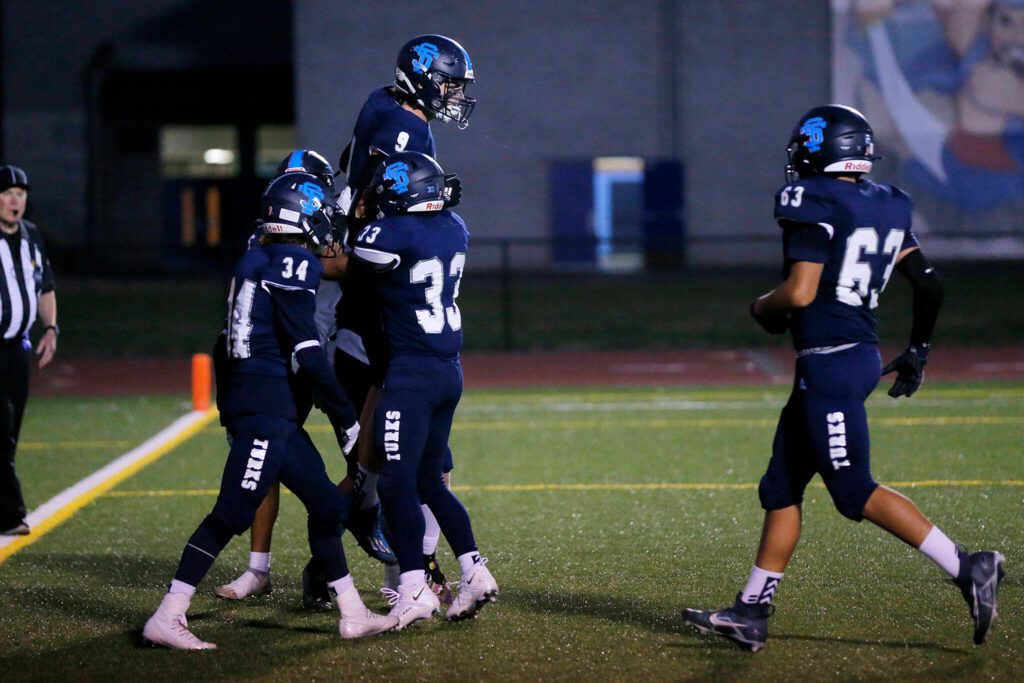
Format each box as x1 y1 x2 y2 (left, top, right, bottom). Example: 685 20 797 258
447 557 498 621
215 569 271 601
143 593 217 650
339 607 399 639
381 583 440 630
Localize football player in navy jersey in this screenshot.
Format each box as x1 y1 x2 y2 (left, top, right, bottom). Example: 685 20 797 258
143 173 396 649
682 105 1004 652
350 151 497 629
213 150 397 604
328 34 475 603
221 35 476 609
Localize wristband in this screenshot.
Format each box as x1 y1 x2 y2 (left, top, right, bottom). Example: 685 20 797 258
43 324 60 337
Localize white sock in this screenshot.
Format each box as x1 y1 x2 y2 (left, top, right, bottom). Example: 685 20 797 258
457 551 482 577
357 464 379 510
168 579 197 598
399 569 427 592
918 525 961 578
249 551 271 574
422 504 441 555
328 573 355 596
740 566 784 605
330 578 362 615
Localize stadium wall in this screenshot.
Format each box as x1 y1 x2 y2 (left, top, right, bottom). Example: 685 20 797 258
296 0 830 267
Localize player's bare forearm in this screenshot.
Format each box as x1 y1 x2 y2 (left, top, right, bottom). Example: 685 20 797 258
320 250 349 280
754 261 824 316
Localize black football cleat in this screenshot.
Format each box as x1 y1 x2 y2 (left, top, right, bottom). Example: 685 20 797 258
954 549 1005 645
301 558 334 612
682 595 774 653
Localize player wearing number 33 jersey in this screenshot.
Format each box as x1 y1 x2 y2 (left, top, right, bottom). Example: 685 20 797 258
351 151 497 627
682 105 1004 652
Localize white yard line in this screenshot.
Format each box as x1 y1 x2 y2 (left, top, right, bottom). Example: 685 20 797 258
0 408 219 564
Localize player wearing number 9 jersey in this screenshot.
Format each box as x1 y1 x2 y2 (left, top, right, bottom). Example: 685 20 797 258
322 35 474 604
351 152 497 628
682 105 1004 652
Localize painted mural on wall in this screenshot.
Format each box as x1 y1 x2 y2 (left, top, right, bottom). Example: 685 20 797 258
833 0 1024 257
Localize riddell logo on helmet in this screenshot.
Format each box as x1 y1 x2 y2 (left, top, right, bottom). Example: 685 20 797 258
843 161 871 172
424 201 444 210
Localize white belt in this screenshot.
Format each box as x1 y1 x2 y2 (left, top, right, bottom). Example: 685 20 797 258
796 342 860 358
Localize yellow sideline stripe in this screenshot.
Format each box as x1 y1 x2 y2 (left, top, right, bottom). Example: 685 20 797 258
19 440 135 451
0 408 219 565
285 415 1024 434
104 478 1024 498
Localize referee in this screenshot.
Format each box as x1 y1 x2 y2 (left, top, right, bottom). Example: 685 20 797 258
0 165 58 536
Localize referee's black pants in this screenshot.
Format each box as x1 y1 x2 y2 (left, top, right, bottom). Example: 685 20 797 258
0 337 30 528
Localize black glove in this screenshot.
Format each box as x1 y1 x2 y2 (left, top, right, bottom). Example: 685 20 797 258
442 173 462 208
750 301 789 335
882 345 929 398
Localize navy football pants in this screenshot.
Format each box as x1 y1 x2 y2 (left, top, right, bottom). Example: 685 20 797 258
174 415 350 586
336 347 455 476
376 355 476 573
759 343 882 521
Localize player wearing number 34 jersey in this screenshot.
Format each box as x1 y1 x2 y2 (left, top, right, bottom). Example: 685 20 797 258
682 105 1004 653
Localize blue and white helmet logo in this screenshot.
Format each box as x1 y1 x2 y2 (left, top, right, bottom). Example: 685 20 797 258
801 117 827 153
412 42 439 74
384 162 411 195
297 181 325 215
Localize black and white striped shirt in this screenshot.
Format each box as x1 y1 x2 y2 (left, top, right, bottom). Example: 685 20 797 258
0 220 54 341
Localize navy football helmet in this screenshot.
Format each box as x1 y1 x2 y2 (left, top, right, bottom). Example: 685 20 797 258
395 34 476 129
368 151 447 218
260 172 338 254
276 149 337 195
785 105 878 182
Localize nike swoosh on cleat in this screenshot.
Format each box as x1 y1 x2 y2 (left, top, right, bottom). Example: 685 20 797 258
412 587 425 601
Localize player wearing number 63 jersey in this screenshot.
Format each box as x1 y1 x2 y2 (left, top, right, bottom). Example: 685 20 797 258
682 105 1004 652
351 152 497 628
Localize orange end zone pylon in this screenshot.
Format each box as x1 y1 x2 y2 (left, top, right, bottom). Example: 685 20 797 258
192 352 212 411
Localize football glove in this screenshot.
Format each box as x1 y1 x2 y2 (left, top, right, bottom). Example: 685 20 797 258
750 300 789 335
882 345 929 398
442 173 462 208
337 421 360 456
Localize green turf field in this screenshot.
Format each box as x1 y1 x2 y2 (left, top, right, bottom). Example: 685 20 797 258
0 384 1021 681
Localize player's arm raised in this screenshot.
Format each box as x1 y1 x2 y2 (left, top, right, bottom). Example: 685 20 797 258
882 246 944 398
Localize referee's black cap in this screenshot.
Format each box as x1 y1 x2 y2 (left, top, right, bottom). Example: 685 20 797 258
0 165 30 192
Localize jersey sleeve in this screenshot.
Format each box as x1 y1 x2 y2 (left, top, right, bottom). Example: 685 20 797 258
25 223 55 293
781 220 831 263
901 229 920 252
774 181 838 228
775 181 837 263
890 185 919 252
351 221 405 273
